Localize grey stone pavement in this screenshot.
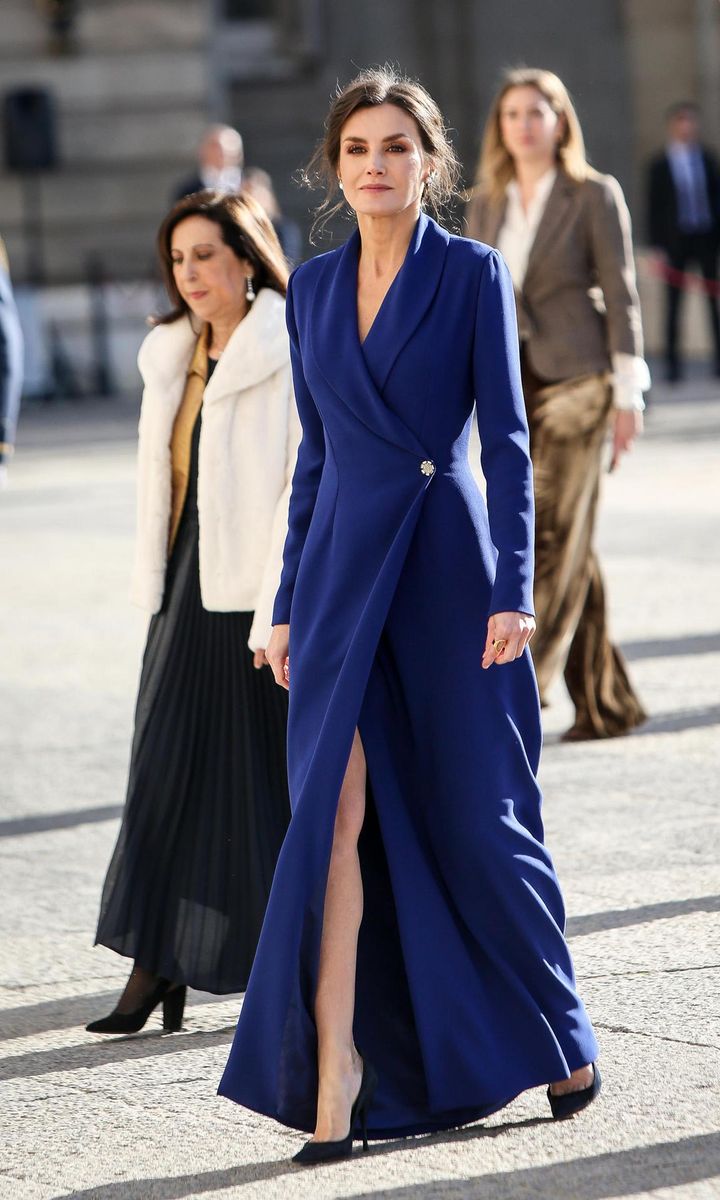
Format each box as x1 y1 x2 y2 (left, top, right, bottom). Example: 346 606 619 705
1 373 719 1200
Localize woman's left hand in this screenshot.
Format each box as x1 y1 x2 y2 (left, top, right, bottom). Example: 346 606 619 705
610 409 643 472
482 611 536 669
253 649 268 670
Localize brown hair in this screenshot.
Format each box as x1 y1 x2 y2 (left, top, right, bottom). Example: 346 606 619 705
302 65 462 240
474 68 590 205
153 189 289 325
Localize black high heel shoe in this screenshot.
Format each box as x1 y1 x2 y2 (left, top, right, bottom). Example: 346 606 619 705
547 1062 601 1120
86 981 186 1035
292 1057 379 1165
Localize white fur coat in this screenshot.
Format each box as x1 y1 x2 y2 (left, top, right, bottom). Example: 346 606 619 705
130 288 300 651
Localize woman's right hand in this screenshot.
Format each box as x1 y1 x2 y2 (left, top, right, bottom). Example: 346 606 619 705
266 624 290 690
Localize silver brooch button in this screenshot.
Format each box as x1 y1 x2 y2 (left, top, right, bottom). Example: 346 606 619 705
420 459 435 477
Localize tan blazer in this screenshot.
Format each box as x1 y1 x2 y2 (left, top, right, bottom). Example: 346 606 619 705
465 169 644 382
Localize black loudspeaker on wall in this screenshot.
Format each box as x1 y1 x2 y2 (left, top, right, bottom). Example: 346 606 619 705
3 87 59 172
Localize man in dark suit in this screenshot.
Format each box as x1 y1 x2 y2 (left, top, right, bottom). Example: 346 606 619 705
647 102 720 381
0 245 24 489
172 125 244 203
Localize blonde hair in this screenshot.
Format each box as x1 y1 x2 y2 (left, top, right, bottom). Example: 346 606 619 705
474 68 590 204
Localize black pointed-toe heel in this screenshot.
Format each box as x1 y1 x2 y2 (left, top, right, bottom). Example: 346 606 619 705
86 981 185 1035
547 1063 601 1120
292 1058 378 1165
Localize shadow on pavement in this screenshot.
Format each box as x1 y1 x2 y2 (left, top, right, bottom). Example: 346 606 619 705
621 632 720 662
0 989 241 1041
58 1131 720 1199
0 805 123 838
0 1023 237 1082
634 704 720 735
545 704 720 745
5 894 716 1039
567 894 720 938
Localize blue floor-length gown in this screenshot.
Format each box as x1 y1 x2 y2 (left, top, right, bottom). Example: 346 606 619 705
218 213 599 1137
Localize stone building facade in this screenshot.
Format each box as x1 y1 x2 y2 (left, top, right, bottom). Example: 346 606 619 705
1 0 718 386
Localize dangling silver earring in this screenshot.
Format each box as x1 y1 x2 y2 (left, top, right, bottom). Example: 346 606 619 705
246 274 256 302
338 179 344 192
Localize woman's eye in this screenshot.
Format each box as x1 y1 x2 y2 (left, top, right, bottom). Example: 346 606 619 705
347 144 365 154
388 144 406 152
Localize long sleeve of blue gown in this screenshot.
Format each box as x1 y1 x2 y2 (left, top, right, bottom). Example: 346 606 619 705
473 249 535 618
272 272 326 626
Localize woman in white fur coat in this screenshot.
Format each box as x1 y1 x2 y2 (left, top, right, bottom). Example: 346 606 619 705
87 191 299 1034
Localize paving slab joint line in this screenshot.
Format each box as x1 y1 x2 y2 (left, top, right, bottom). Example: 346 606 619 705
584 963 720 979
594 1021 720 1052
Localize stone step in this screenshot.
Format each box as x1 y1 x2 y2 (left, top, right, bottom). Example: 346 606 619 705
56 105 207 168
4 217 162 285
1 0 209 56
0 49 206 110
0 165 193 227
0 164 312 233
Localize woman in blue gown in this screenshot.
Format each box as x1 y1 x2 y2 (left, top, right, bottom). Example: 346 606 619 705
219 66 600 1161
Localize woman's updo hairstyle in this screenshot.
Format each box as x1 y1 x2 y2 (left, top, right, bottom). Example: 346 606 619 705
302 65 462 240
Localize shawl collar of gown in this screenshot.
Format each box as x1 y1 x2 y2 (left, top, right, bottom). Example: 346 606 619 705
310 212 449 456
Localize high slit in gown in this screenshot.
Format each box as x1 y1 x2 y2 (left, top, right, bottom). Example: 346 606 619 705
218 214 599 1136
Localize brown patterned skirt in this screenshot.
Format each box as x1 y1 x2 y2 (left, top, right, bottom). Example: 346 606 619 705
522 352 646 739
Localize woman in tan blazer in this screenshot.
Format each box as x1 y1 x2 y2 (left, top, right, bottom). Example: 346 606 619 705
466 68 647 741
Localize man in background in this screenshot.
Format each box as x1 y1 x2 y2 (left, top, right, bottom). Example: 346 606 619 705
647 102 720 382
0 240 24 490
173 124 244 202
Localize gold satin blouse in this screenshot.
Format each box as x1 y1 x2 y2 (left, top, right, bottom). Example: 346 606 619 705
168 323 210 552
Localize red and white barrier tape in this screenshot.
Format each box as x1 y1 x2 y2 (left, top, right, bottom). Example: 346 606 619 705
639 255 720 298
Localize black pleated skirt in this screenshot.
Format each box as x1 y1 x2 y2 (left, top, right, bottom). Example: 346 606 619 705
95 411 290 993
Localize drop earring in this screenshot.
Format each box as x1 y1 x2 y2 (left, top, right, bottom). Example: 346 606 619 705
246 274 256 302
338 179 344 192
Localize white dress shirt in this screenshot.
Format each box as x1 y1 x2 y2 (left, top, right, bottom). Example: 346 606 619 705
497 168 648 411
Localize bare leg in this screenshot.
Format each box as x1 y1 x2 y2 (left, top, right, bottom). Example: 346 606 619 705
309 726 592 1116
311 728 366 1142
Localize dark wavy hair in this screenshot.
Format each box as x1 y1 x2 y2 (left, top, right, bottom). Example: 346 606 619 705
153 189 289 325
301 64 462 241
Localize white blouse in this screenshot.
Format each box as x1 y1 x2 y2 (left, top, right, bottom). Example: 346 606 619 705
497 169 649 411
497 169 557 290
